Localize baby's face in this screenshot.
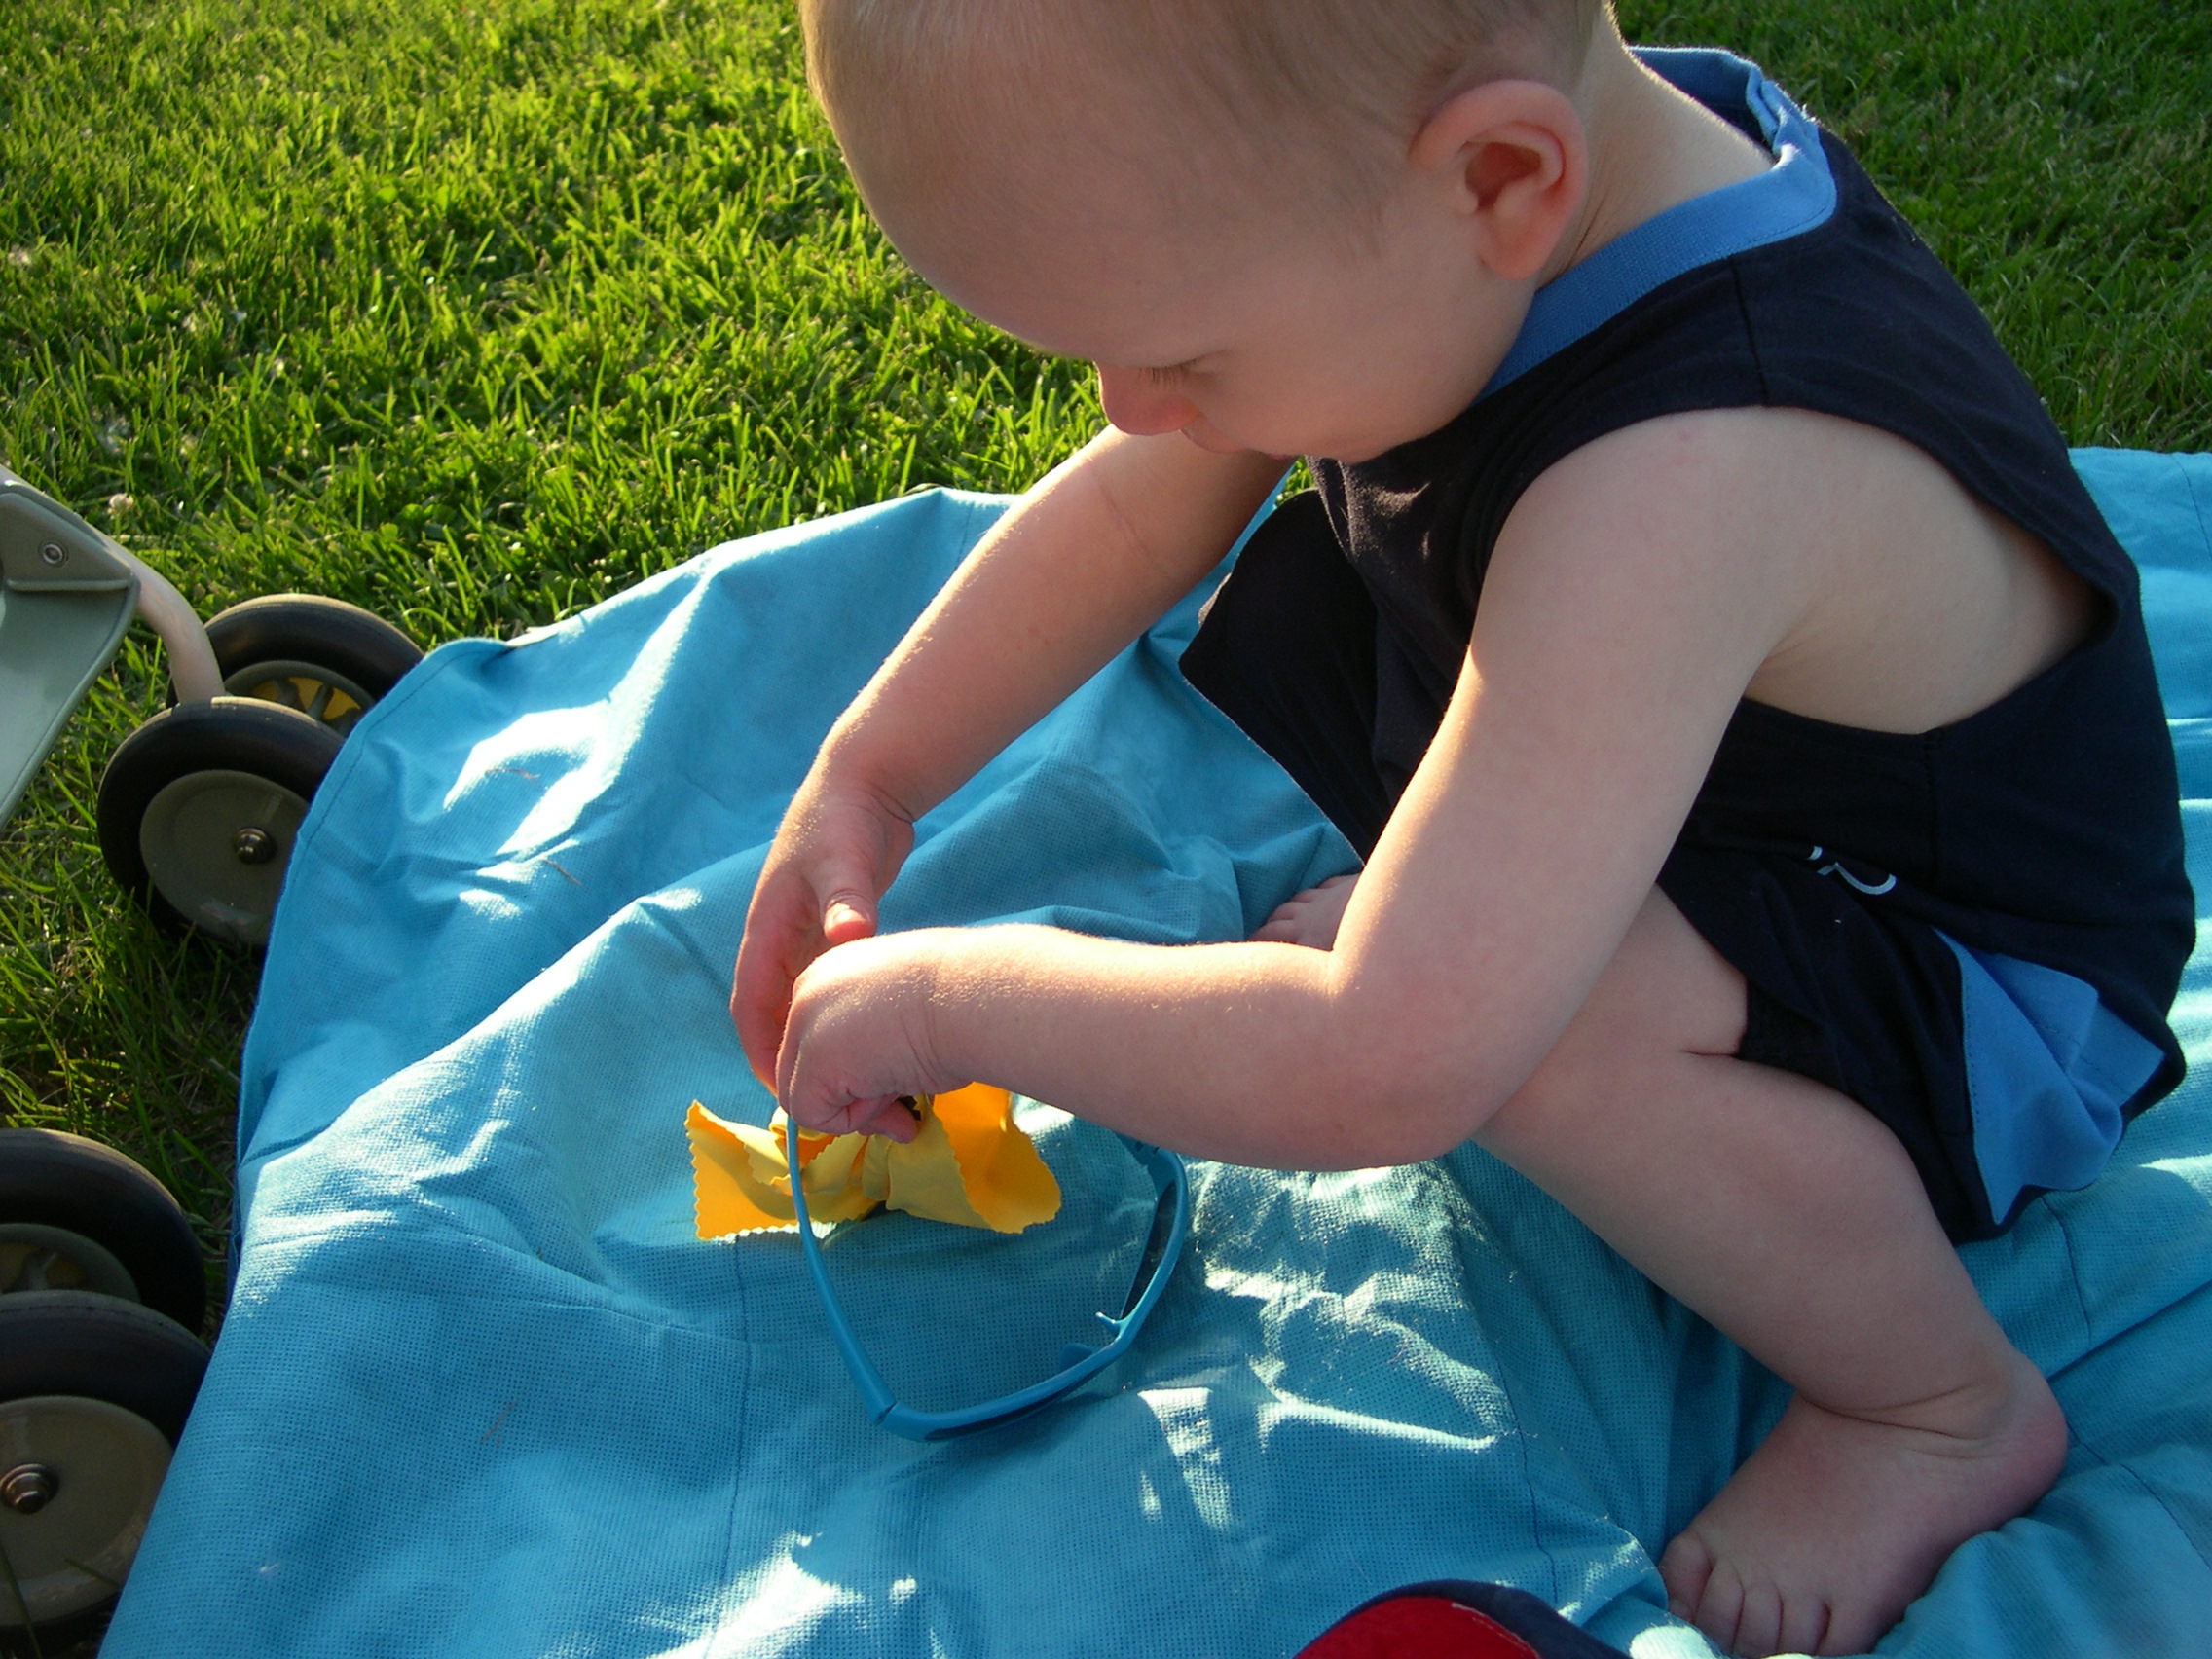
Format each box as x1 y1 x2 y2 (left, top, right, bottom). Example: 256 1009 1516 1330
835 83 1538 463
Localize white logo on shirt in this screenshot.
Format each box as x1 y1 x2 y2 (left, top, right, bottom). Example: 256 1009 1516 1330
1808 844 1899 897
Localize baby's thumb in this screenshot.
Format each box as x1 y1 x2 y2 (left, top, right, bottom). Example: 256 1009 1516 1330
820 886 876 944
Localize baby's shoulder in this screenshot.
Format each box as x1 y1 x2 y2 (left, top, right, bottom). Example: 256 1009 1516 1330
1504 406 2101 735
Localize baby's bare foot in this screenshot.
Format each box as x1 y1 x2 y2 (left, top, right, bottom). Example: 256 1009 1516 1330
1251 872 1359 948
1659 1349 2066 1656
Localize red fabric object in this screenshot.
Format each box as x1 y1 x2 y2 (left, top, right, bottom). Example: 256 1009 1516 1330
1295 1594 1543 1659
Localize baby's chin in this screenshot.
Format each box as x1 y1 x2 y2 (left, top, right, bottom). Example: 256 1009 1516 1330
1177 419 1249 456
1183 410 1442 468
1178 420 1294 462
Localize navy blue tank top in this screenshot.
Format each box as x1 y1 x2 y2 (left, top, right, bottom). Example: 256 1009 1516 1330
1307 50 2193 1100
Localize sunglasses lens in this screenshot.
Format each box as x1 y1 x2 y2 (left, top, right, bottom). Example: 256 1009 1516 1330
803 1128 1187 1439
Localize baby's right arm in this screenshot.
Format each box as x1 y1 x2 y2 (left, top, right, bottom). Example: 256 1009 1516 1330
729 426 1283 1098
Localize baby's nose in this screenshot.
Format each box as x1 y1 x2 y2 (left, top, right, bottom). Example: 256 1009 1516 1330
1095 365 1201 437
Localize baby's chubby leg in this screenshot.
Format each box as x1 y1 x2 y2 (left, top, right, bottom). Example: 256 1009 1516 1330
1472 891 2065 1657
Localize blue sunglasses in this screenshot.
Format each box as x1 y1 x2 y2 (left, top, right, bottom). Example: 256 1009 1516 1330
786 1121 1190 1440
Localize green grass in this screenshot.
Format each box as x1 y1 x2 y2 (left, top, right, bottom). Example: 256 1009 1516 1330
2 0 2208 1353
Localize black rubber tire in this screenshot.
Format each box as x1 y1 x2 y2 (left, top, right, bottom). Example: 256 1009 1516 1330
204 593 422 702
0 1129 204 1332
0 1292 208 1446
95 697 344 943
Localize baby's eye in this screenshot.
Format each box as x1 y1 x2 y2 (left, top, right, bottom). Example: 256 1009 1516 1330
1142 363 1188 388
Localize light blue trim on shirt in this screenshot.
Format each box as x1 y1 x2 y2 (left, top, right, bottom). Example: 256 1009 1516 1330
1482 48 1838 396
1941 935 2163 1221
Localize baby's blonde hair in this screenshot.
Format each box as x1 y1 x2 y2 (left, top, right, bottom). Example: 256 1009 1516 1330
802 0 1609 211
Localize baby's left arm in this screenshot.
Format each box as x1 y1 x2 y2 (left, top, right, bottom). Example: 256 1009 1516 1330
774 414 1818 1166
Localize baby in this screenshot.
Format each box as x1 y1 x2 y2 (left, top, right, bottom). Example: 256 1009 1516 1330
731 2 2193 1653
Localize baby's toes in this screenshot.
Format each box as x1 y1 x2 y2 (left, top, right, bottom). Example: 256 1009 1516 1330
1658 1529 1715 1623
1689 1556 1747 1654
1733 1578 1785 1657
1779 1589 1832 1658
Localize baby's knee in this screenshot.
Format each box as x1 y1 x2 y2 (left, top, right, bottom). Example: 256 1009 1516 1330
1490 888 1747 1128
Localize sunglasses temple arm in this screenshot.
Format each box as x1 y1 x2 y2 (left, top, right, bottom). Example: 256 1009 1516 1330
1115 1140 1192 1329
788 1131 903 1425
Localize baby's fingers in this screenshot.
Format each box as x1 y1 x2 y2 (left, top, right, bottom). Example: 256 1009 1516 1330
820 891 876 944
733 887 821 1082
789 1091 920 1143
850 1094 921 1142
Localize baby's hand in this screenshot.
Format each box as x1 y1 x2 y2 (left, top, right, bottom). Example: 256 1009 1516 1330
1249 872 1360 949
775 930 968 1141
731 772 915 1089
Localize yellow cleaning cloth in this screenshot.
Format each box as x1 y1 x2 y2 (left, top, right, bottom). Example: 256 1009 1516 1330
686 1083 1062 1236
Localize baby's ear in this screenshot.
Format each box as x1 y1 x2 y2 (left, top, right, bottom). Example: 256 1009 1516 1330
1412 80 1586 284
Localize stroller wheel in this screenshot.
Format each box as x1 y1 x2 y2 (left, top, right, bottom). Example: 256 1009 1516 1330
0 1292 208 1632
204 593 422 738
0 1129 205 1332
96 698 343 950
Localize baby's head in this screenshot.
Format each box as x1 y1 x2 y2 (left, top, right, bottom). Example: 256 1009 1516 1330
802 0 1617 461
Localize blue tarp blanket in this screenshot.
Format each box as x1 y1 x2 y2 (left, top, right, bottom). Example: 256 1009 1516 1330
109 450 2212 1658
